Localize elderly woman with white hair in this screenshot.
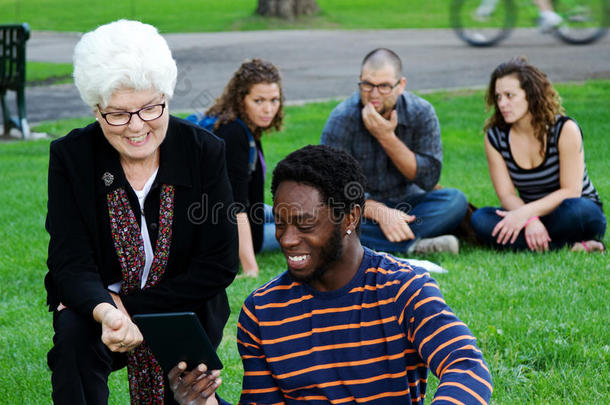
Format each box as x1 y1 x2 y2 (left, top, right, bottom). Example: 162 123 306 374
44 20 237 404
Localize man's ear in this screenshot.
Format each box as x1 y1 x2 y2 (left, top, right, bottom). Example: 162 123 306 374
398 76 407 93
343 204 362 234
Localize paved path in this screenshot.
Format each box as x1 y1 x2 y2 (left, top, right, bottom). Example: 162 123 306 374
4 28 610 128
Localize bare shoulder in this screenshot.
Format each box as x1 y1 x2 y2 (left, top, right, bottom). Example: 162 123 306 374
557 119 583 151
560 118 581 137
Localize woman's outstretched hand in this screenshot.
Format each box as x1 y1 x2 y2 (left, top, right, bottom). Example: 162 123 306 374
92 302 143 352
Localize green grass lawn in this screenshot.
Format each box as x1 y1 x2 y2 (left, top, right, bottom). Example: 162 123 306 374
26 62 73 86
0 0 541 33
1 81 608 404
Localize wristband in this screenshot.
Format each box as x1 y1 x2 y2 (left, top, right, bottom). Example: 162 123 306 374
524 216 540 228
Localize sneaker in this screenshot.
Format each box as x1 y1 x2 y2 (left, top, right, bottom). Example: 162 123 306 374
407 235 459 255
538 10 563 33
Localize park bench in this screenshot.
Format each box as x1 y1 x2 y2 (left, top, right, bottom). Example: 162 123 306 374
1 23 30 138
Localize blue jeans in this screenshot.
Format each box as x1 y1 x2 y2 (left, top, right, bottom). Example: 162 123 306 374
260 204 280 252
471 197 607 250
360 188 468 253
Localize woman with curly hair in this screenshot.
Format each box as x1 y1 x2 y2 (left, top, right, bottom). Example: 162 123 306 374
471 57 606 252
206 59 284 276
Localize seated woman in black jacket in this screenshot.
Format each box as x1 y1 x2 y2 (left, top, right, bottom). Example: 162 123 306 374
205 59 284 277
45 19 238 404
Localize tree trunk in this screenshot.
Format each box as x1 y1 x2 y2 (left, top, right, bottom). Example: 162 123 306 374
256 0 320 19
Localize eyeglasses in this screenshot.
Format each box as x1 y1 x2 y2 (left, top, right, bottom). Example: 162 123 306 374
358 80 400 95
98 102 166 126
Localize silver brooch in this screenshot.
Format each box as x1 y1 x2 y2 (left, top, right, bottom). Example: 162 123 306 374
102 172 114 186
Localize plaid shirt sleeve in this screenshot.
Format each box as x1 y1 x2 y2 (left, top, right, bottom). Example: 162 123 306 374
400 95 442 191
320 100 356 154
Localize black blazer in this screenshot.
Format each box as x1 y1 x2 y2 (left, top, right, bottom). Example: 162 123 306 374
45 116 238 345
215 121 266 252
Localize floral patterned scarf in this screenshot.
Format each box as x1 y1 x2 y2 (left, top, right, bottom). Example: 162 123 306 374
107 184 175 404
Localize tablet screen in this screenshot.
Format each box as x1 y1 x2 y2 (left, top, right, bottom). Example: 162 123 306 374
132 312 223 372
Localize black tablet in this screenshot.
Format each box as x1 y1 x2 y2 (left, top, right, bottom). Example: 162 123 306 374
132 312 223 372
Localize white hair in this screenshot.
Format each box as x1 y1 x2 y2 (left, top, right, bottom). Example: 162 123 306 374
73 20 177 109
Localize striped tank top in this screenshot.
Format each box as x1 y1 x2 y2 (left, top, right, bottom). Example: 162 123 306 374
487 116 602 207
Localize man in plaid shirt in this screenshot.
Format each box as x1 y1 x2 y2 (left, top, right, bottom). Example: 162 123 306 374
321 48 468 255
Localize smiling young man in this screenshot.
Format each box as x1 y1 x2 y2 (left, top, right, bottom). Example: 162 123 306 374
321 48 468 255
170 145 492 405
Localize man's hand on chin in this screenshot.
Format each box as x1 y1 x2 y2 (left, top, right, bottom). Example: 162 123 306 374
362 103 397 141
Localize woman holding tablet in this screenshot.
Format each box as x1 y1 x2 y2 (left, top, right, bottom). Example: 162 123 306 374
44 20 237 404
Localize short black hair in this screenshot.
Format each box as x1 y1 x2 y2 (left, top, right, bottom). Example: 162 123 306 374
361 48 403 79
271 145 367 231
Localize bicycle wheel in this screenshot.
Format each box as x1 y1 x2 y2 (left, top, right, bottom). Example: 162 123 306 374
552 0 608 44
451 0 517 46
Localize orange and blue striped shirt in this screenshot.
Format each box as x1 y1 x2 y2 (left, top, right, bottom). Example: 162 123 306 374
237 248 492 404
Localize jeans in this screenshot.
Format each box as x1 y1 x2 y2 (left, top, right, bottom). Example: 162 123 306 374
360 188 468 253
260 204 280 252
471 197 607 250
